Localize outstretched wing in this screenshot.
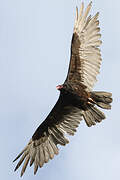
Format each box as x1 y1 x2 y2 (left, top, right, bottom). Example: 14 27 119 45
66 2 102 91
13 93 83 176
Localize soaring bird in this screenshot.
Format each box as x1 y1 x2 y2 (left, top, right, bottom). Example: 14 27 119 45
13 2 112 176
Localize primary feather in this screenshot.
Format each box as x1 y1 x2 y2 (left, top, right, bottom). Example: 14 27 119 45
14 95 83 176
66 1 101 91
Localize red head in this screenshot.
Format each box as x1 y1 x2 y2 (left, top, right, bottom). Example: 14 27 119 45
56 84 63 90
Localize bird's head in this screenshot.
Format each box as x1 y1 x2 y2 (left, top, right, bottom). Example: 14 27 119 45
56 84 63 91
56 83 70 91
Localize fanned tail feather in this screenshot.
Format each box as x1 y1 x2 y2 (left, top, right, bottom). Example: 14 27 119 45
82 91 112 127
91 91 112 109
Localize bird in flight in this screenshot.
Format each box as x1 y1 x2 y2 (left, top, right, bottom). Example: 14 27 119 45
13 1 112 177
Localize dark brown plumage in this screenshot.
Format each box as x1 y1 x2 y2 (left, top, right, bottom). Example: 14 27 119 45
13 2 112 176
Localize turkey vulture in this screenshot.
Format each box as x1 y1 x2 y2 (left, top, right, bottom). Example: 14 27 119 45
13 2 112 176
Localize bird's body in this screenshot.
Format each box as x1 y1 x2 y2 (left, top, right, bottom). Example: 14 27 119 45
32 82 89 141
60 82 90 108
13 2 112 176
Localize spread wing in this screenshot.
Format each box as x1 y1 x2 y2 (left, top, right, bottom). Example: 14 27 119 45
66 2 102 91
13 93 83 176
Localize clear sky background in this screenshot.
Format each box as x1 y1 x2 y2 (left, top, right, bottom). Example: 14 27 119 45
0 0 119 179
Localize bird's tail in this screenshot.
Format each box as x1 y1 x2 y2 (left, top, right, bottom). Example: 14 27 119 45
82 91 112 127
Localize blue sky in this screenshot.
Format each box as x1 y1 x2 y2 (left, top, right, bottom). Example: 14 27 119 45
0 0 119 179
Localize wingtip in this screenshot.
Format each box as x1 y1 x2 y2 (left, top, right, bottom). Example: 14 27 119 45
13 156 19 163
76 6 78 20
20 169 26 177
86 1 92 13
13 156 18 163
14 167 17 172
34 166 38 175
34 171 37 175
14 163 19 172
13 159 16 163
95 12 100 18
20 172 24 177
81 1 92 7
81 1 84 7
89 1 92 6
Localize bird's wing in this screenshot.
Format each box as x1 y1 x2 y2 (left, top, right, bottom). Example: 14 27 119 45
66 2 102 91
13 93 83 176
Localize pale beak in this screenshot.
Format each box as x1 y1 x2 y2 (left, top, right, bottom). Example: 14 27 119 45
56 85 63 90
